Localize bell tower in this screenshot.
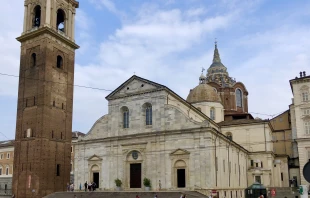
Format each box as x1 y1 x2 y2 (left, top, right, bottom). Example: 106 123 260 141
13 1 79 197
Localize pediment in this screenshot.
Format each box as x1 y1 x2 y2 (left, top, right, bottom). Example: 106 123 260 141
88 154 102 161
170 148 190 156
106 75 166 100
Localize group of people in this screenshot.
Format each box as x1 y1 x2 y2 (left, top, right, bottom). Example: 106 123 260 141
66 183 74 192
84 181 97 191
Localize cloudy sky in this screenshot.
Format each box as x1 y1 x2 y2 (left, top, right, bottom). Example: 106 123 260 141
0 0 309 140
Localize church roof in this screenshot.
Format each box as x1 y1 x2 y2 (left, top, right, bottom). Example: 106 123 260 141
105 75 218 125
219 119 269 126
209 42 227 69
186 83 221 104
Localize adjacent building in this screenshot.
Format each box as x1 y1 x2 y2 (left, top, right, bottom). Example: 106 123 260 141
290 72 310 185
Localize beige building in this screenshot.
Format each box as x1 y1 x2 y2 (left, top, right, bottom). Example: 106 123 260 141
0 140 14 195
290 71 310 185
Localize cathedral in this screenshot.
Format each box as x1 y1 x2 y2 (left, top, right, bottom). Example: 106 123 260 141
73 43 289 198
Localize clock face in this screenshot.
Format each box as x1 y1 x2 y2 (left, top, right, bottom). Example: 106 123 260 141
132 151 138 160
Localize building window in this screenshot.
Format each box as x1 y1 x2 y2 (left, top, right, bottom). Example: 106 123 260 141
31 53 36 67
33 5 41 27
255 176 261 183
71 146 73 153
0 154 3 159
121 107 129 128
56 164 60 176
56 9 65 32
250 160 254 167
256 163 258 167
304 108 310 115
5 167 8 175
7 153 10 159
0 168 2 175
302 92 309 102
57 55 63 69
26 128 32 138
281 172 283 181
261 162 263 168
305 121 310 134
144 103 152 126
236 89 243 107
210 107 215 120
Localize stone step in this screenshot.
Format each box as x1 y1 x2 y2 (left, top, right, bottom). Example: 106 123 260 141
44 191 208 198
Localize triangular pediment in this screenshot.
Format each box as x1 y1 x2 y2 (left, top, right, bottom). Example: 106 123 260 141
170 148 190 155
88 154 102 161
106 75 166 100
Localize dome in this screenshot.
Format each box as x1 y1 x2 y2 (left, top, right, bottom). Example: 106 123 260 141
186 84 221 104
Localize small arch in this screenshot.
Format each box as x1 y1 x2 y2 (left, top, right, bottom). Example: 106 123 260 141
210 107 215 120
175 160 186 168
142 103 152 126
31 53 36 67
236 89 243 107
91 165 100 172
56 9 66 32
33 5 41 28
226 132 233 141
57 55 63 69
5 166 9 175
121 106 129 128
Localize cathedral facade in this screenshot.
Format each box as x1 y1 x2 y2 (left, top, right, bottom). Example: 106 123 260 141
74 44 289 197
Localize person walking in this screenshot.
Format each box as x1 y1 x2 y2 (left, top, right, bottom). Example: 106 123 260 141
84 181 88 192
154 194 158 198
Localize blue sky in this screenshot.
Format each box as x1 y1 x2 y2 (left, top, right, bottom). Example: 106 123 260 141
0 0 310 140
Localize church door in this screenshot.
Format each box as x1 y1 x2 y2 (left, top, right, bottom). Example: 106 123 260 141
130 163 141 188
177 169 186 188
93 172 99 188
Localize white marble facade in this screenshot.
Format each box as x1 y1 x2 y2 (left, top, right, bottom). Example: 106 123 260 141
74 76 248 196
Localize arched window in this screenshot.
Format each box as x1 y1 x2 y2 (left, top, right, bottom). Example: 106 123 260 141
121 107 129 128
31 53 36 67
236 89 243 107
33 5 41 28
226 132 233 141
143 103 152 125
5 167 9 175
57 55 63 69
57 9 65 32
0 167 2 175
210 107 215 120
305 121 310 134
302 92 309 102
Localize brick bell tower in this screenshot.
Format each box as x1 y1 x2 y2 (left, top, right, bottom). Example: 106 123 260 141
13 1 79 197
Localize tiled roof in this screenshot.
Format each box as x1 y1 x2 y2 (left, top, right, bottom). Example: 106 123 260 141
0 140 14 147
219 119 269 126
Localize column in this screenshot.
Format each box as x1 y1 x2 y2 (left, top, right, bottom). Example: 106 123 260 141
45 0 51 26
68 10 73 38
27 4 32 31
23 5 28 32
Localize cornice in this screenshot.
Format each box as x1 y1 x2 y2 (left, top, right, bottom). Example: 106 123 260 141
17 27 79 49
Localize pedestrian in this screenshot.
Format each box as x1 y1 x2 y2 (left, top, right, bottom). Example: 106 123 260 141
154 194 158 198
88 182 92 191
136 195 140 198
84 181 88 192
92 182 97 191
70 183 74 191
67 183 70 192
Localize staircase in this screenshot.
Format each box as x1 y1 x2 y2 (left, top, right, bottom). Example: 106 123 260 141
44 191 208 198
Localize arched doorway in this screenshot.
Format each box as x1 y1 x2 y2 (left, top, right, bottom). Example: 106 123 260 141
125 150 144 189
91 165 100 188
175 160 187 188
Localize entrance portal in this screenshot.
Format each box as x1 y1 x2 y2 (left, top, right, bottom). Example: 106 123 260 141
93 172 99 188
177 169 186 188
130 163 141 188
